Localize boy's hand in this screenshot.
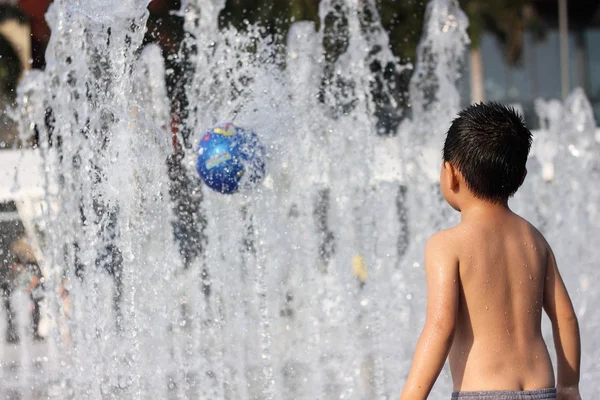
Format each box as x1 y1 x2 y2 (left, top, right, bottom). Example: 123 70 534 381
557 385 581 400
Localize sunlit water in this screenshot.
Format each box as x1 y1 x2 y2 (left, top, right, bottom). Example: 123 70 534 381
3 0 600 398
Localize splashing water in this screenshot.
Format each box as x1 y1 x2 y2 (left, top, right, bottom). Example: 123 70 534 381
4 0 600 399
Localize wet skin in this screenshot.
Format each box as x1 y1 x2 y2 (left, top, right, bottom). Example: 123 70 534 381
400 161 580 399
447 212 555 391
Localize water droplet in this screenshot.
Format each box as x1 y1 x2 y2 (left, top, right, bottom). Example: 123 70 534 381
529 274 533 280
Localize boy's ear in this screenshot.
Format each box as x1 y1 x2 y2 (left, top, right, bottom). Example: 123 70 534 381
520 168 528 186
444 161 460 191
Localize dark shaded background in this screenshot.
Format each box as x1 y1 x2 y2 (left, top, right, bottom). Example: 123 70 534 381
1 0 599 139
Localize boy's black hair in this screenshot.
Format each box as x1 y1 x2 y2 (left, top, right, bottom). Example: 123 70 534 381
443 102 532 202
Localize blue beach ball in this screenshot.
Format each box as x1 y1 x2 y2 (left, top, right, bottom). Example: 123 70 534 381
196 123 266 194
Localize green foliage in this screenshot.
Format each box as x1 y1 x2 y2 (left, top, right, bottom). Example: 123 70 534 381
220 0 320 36
221 0 427 61
376 0 427 61
218 0 541 66
460 0 545 65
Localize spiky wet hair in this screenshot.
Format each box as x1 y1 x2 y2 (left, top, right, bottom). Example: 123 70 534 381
443 102 532 202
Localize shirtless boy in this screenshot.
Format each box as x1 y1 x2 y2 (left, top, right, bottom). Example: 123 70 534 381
400 103 581 400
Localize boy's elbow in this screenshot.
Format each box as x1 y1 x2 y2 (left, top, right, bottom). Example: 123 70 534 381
567 313 579 330
556 310 579 331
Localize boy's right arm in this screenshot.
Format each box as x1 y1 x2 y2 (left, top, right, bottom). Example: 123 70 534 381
543 247 581 399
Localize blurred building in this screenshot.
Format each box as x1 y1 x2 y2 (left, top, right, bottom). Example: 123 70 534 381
461 1 600 125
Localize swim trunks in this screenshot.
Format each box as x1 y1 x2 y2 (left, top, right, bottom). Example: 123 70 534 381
451 388 556 400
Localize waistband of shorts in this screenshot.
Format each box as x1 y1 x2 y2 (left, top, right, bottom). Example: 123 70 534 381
451 388 557 399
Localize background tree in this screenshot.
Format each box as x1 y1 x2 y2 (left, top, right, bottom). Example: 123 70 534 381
221 0 319 37
377 0 427 63
460 0 545 103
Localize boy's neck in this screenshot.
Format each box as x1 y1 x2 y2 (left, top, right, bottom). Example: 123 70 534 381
459 197 511 221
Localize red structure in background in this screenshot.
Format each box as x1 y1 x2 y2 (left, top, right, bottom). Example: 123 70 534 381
17 0 51 69
17 0 180 69
16 0 183 152
148 0 175 14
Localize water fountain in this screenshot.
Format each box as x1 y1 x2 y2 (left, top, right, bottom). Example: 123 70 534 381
2 0 600 398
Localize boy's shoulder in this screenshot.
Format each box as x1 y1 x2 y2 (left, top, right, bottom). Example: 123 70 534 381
425 226 462 259
428 224 465 246
429 214 551 260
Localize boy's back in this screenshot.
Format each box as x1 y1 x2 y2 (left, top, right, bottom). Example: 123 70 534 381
400 103 581 400
449 209 554 391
